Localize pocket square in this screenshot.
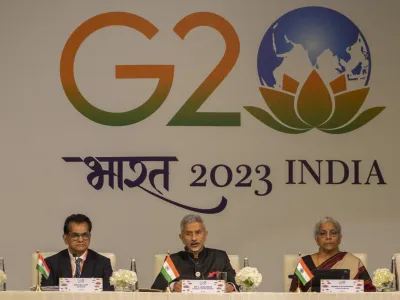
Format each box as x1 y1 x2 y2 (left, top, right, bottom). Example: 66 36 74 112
207 271 220 278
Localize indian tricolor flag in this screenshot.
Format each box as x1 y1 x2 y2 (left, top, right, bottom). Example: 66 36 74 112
295 258 314 285
36 253 50 280
161 255 180 283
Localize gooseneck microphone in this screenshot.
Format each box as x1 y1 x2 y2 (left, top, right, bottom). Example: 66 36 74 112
189 256 204 280
194 263 204 280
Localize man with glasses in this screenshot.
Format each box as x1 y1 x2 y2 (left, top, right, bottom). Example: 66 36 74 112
41 214 113 291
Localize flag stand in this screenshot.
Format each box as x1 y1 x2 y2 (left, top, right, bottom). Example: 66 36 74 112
35 250 42 292
295 252 302 293
164 250 171 293
295 282 301 293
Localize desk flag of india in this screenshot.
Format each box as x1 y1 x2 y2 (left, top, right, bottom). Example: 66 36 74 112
36 253 50 280
295 258 314 285
161 255 180 283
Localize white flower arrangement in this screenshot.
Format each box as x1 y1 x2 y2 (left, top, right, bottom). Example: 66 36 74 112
0 270 6 284
110 269 137 289
372 268 395 289
235 267 262 291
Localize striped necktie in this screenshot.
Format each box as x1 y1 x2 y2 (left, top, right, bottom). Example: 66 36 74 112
75 258 82 278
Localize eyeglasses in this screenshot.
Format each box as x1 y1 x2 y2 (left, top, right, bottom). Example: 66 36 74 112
68 233 91 241
317 230 340 238
183 230 204 238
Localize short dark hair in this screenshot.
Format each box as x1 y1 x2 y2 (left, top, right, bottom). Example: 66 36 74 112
63 214 92 234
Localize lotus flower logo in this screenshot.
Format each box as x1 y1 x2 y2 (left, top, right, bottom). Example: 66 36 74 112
245 71 384 134
249 6 385 134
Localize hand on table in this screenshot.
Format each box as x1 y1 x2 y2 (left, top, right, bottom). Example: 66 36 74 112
172 281 182 292
225 283 235 293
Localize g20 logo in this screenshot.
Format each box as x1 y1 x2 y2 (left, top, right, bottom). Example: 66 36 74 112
60 12 240 127
60 7 384 133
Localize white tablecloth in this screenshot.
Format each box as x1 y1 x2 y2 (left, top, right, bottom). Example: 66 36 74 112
0 292 400 300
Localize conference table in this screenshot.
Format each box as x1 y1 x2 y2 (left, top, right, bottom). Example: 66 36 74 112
1 292 400 300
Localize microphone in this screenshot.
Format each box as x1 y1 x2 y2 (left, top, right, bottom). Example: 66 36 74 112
189 256 204 280
194 263 203 279
195 270 203 279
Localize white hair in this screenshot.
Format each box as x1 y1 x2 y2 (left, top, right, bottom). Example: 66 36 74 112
180 214 206 232
314 216 342 238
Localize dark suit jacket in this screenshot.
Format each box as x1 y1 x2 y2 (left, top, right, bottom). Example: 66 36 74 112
41 249 113 291
151 247 237 291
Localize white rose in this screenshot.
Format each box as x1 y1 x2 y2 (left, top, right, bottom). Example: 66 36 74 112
235 267 262 288
110 269 137 287
372 268 395 288
0 270 7 284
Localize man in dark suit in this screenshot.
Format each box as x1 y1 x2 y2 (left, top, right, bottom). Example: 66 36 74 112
41 214 113 291
151 214 237 292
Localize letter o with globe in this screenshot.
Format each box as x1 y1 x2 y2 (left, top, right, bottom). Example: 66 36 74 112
245 6 384 134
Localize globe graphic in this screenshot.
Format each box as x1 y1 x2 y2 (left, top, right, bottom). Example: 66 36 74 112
257 6 371 91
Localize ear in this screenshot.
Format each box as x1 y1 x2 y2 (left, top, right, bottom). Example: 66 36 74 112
63 234 68 245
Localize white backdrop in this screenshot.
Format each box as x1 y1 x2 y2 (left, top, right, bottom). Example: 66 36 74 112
0 0 398 291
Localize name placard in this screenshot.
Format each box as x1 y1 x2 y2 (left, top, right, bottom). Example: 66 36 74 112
181 280 225 293
321 279 364 293
59 278 103 292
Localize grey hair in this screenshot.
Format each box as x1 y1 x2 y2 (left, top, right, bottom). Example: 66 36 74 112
180 214 206 232
314 217 342 238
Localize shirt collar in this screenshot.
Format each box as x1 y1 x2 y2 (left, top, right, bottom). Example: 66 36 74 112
68 249 88 261
184 247 207 259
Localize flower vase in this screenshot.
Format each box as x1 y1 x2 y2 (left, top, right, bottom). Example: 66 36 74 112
115 284 134 292
377 283 393 292
240 285 257 292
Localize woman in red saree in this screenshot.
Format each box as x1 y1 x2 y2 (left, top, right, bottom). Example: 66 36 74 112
289 217 376 292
